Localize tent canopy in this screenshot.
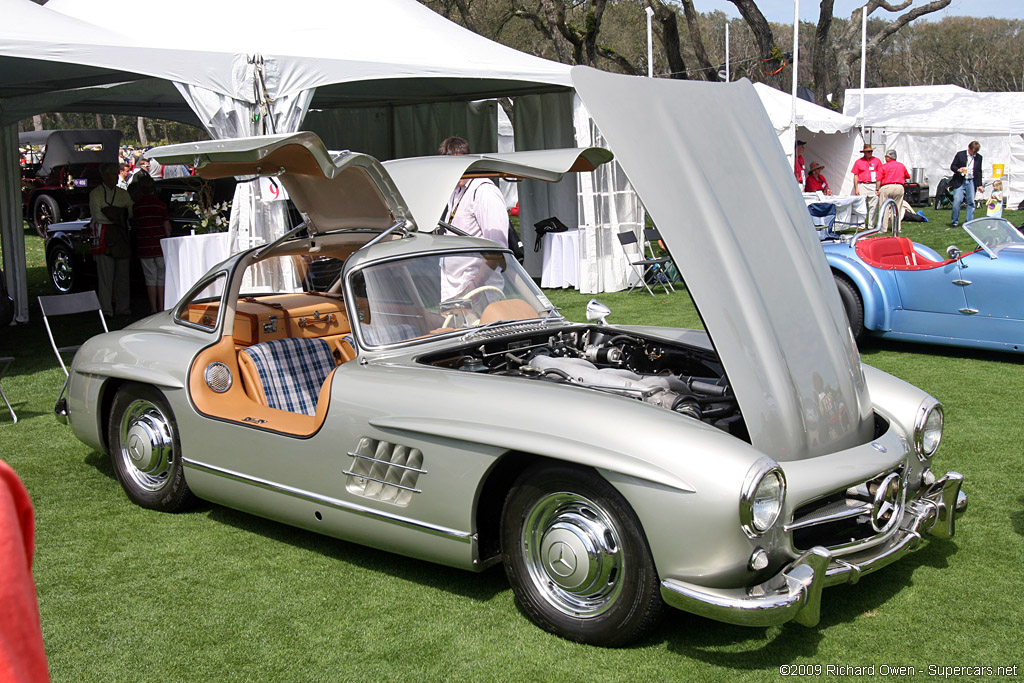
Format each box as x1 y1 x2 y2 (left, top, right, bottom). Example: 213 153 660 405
753 83 863 196
0 0 575 323
845 86 1024 206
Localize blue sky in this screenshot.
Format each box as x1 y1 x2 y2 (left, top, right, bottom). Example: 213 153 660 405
695 0 1024 24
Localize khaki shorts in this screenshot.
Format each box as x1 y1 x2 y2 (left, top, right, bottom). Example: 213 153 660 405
141 256 165 286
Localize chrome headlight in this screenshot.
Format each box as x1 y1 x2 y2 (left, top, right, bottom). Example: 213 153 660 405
915 402 943 459
740 458 786 537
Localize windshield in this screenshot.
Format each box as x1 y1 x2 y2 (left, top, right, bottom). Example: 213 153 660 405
349 250 555 347
963 217 1024 257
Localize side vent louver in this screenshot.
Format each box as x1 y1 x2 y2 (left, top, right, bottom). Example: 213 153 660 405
344 438 425 506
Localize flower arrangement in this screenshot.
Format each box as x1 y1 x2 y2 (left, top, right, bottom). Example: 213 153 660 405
187 199 231 234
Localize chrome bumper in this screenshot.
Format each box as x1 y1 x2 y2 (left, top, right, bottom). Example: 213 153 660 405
660 471 965 628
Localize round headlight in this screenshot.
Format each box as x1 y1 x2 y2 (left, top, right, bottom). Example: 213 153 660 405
740 458 786 537
915 403 943 459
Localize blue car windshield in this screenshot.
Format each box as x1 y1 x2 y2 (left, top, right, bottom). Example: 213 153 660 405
963 217 1024 257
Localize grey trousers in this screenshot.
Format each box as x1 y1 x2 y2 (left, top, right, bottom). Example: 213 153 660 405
95 254 131 316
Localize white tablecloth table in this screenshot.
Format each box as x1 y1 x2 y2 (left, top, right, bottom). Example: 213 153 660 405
802 193 868 226
540 229 581 289
161 232 232 309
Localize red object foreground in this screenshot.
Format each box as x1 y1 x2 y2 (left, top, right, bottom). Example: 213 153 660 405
0 460 50 683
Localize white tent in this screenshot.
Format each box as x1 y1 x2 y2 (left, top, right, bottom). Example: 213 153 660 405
1 0 575 322
844 86 1024 207
754 83 863 196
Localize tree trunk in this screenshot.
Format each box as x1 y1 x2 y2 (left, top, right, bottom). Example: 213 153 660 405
94 113 103 129
137 117 149 147
728 0 783 89
648 0 688 79
680 0 720 81
812 0 835 107
32 115 43 131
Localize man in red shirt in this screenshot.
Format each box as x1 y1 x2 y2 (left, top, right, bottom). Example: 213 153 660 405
804 162 831 194
850 144 882 228
794 139 807 185
129 175 172 313
878 149 911 234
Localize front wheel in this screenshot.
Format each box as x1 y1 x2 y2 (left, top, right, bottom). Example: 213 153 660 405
108 384 195 512
500 463 662 647
834 275 865 341
47 242 77 293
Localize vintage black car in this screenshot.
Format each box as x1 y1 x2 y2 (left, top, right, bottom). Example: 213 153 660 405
20 129 122 237
44 176 236 293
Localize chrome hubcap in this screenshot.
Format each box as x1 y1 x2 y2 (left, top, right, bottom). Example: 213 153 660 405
118 399 174 492
522 492 624 618
53 251 73 291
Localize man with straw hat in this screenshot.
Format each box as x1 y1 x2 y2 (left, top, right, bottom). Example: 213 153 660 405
850 143 882 228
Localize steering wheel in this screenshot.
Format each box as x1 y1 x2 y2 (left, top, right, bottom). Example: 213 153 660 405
462 285 506 302
440 286 507 328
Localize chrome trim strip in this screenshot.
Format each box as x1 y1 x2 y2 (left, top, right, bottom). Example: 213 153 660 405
346 451 427 474
342 470 422 493
183 458 469 542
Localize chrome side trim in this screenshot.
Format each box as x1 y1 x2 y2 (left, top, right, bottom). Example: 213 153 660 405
183 457 470 542
346 451 427 474
342 470 422 493
784 500 872 532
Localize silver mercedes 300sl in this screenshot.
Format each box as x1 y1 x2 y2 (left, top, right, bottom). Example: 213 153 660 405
56 68 965 646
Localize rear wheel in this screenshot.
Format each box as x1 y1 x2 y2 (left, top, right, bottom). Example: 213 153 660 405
47 242 77 293
500 463 662 647
108 384 195 512
834 275 865 341
32 194 60 238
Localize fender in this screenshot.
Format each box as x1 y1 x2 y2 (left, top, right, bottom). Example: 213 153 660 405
825 251 895 332
370 415 696 493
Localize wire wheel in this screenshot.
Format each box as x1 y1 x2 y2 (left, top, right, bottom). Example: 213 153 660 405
49 243 76 293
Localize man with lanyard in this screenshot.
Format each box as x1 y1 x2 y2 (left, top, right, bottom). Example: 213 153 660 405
878 149 911 234
438 136 509 304
949 141 983 227
794 139 807 185
89 163 133 317
850 144 882 229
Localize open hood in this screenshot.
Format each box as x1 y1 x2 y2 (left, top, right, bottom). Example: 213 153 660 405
383 147 611 233
572 66 873 460
149 132 408 233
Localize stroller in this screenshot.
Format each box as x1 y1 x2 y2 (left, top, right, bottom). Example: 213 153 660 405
933 175 955 210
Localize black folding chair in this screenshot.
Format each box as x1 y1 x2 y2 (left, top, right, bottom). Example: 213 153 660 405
38 291 109 376
617 230 674 296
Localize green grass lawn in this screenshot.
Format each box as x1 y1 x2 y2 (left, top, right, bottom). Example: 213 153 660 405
2 213 1023 681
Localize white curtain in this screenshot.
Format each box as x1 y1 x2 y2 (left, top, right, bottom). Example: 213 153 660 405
572 97 642 294
0 123 26 322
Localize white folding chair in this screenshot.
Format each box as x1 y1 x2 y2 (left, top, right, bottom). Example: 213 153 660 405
38 291 109 376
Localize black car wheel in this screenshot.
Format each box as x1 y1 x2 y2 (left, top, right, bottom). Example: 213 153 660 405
47 242 77 293
32 194 60 239
501 463 662 647
834 274 865 341
108 384 195 512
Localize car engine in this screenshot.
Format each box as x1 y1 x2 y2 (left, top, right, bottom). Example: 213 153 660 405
420 324 748 439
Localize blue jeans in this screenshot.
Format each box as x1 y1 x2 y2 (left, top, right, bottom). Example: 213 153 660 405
951 180 975 225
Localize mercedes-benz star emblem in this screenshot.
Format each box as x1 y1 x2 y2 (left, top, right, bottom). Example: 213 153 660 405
547 541 578 577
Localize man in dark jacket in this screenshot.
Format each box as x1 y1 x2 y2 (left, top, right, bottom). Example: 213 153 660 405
949 141 982 227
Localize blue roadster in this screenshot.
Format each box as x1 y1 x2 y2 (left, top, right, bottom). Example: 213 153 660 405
822 217 1024 353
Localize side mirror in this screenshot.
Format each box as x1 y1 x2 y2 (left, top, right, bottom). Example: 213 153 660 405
586 299 611 325
946 245 961 260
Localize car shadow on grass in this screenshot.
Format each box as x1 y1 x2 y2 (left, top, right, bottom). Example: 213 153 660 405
858 336 1024 363
652 539 957 667
204 503 509 602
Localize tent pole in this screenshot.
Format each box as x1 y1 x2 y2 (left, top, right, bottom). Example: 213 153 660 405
790 0 799 165
859 6 867 123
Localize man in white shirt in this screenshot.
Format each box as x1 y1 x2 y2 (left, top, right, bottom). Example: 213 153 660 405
438 136 509 302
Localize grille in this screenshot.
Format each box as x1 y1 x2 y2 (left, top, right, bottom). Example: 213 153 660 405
787 468 905 552
344 438 425 507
